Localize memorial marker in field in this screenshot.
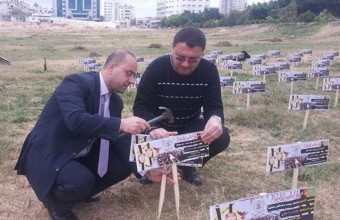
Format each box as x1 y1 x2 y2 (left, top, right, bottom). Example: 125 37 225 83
266 139 329 188
209 187 316 220
233 80 266 109
278 71 307 94
220 76 236 88
323 78 340 107
288 94 330 130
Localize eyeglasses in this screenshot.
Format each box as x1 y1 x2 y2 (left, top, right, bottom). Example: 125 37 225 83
173 52 201 64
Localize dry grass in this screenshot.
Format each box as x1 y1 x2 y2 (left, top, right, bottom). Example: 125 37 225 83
0 21 339 220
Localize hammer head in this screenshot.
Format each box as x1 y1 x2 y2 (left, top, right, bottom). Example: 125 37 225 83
159 106 174 123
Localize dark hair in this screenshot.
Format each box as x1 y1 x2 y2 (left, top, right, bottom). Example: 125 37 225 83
104 49 135 68
173 27 206 51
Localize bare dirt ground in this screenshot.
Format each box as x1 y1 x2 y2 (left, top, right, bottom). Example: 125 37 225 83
1 21 340 220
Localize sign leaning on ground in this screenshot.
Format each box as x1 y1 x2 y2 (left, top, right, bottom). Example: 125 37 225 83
266 139 329 173
133 132 209 172
209 187 316 220
288 94 330 111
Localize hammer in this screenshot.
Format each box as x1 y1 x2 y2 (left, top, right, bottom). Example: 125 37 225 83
118 107 173 138
148 106 174 125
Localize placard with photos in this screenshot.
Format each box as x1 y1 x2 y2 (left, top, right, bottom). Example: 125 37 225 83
323 78 340 90
266 139 329 173
209 187 316 220
278 71 307 82
220 76 236 87
308 67 329 77
288 94 330 111
233 81 266 94
133 132 209 172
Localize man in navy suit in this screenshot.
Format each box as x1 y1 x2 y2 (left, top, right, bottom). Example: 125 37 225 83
15 49 178 220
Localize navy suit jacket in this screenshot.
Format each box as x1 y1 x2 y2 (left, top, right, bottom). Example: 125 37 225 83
15 72 124 200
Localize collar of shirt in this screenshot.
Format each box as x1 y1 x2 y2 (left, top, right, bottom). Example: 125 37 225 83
99 71 110 96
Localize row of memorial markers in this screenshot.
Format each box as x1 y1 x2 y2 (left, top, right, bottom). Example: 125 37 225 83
128 132 328 220
78 49 336 219
133 49 333 219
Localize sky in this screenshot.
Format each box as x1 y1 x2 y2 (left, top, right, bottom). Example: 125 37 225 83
24 0 269 18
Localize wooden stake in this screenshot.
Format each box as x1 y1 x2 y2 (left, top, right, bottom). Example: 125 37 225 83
291 168 299 189
158 173 167 220
44 58 47 71
334 89 339 107
263 74 266 82
302 110 310 131
315 77 319 90
246 93 250 109
290 81 294 94
172 164 180 219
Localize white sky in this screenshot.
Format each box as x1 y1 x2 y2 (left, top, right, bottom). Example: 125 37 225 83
24 0 269 18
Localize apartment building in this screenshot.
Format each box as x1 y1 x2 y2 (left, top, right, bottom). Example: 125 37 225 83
156 0 210 18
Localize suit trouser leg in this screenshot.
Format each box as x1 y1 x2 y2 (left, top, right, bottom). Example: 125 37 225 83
77 139 133 196
46 160 96 215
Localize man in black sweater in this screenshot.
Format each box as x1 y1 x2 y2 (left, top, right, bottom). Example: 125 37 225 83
133 27 230 186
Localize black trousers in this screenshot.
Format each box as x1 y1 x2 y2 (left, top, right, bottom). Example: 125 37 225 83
46 135 136 215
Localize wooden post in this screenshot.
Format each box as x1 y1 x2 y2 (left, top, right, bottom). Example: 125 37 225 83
291 168 299 189
44 58 47 71
290 81 294 94
172 164 180 219
302 110 310 131
246 93 250 109
158 173 167 220
315 77 319 90
263 74 266 82
335 89 339 107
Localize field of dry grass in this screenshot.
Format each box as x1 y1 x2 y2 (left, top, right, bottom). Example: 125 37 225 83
0 21 339 220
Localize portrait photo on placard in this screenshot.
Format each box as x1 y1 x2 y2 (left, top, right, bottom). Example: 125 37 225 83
129 134 152 162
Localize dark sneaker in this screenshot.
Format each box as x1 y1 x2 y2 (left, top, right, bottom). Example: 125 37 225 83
43 201 78 220
139 175 153 185
182 167 202 186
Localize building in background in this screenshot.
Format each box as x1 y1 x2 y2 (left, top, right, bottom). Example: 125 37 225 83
53 0 100 20
156 0 210 18
102 0 134 27
219 0 247 16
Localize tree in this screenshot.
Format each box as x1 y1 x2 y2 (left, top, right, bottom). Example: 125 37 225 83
279 0 298 22
297 10 315 22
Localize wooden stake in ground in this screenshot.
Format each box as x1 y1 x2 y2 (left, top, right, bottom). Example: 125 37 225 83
158 164 180 220
335 89 339 107
315 77 319 90
44 58 47 71
246 93 251 109
290 81 294 94
302 109 310 131
291 168 299 189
